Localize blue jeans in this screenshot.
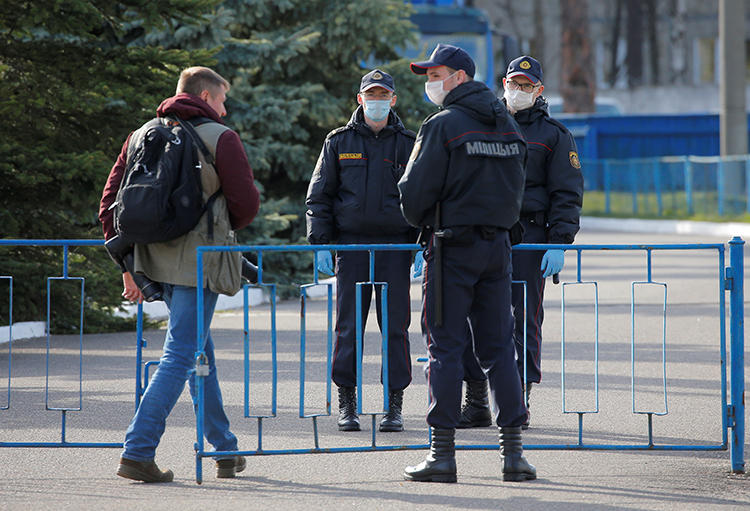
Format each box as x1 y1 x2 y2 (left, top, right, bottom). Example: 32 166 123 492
122 284 238 461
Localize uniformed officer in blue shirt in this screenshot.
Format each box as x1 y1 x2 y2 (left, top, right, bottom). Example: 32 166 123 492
306 69 418 433
458 56 584 430
398 44 536 483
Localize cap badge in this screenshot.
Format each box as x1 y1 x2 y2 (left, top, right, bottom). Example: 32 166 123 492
520 61 531 70
372 72 383 80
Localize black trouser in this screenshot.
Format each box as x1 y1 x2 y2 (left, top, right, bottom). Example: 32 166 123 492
423 228 526 429
461 217 547 385
331 249 412 391
511 219 547 385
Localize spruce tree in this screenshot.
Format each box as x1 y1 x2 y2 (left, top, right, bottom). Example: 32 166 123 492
0 0 219 329
217 0 433 289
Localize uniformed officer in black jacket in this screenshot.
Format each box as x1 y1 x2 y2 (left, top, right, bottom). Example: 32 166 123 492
398 44 536 483
305 69 417 433
458 56 584 430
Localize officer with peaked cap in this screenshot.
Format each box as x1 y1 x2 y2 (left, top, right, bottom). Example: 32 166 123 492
306 69 419 434
458 56 584 430
398 44 536 483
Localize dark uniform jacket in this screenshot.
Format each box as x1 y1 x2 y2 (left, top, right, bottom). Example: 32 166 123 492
398 80 527 231
511 97 583 244
306 106 417 244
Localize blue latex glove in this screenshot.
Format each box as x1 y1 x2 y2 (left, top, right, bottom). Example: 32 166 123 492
540 249 564 278
412 250 424 278
316 250 334 275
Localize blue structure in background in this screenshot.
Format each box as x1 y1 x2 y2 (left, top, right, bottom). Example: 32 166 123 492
558 113 750 161
581 155 750 217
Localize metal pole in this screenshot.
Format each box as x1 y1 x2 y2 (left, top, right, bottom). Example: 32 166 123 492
603 160 611 214
719 0 748 156
718 159 725 216
685 157 694 215
728 236 745 473
135 302 144 410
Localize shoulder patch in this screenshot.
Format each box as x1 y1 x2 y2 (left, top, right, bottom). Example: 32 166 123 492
569 151 581 169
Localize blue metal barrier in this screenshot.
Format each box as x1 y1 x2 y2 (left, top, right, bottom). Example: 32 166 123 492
192 240 746 483
0 239 745 480
193 243 419 483
728 237 745 473
1 276 11 411
0 240 123 448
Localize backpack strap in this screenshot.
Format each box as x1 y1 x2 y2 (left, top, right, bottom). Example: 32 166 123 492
172 117 224 240
175 117 215 166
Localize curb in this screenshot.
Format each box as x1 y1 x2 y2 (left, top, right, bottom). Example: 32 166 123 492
581 216 750 237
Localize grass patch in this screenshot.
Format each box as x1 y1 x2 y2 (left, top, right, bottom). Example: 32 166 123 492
583 190 750 222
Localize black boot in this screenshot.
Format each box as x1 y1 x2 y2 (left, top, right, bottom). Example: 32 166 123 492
522 383 532 430
499 426 536 481
379 389 404 432
337 386 360 431
403 428 457 483
457 380 492 428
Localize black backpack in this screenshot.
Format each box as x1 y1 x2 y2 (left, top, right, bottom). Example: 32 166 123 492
112 116 220 244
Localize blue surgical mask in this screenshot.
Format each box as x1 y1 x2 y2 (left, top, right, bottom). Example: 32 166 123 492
363 99 391 122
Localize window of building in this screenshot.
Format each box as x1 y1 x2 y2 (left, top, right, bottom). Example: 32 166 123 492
694 37 717 84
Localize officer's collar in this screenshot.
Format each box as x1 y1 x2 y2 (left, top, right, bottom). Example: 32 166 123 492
512 96 548 122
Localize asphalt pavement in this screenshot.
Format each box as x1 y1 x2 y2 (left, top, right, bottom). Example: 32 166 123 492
1 226 749 510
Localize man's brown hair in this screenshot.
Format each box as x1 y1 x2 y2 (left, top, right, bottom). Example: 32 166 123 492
176 66 230 96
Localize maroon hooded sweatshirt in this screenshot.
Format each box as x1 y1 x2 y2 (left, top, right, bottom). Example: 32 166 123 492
99 93 260 239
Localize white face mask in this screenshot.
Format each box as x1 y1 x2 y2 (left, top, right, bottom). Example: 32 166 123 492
424 72 457 106
504 88 535 112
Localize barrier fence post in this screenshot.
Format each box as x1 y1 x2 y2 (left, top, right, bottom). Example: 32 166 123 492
603 160 611 214
685 157 694 215
728 236 745 473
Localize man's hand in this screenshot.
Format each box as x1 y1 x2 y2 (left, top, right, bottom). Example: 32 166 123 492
122 272 144 303
316 251 334 275
540 249 564 279
412 250 424 278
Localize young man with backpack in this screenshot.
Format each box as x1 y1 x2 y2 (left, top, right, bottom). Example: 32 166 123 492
99 66 260 482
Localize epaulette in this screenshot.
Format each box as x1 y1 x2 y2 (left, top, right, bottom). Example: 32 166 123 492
325 125 353 140
544 116 571 134
400 128 417 139
421 109 444 124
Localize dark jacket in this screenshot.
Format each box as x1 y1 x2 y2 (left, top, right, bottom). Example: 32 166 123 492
99 93 260 239
398 80 527 231
510 97 583 244
305 106 416 243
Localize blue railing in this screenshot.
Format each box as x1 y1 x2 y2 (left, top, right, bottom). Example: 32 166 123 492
192 240 746 483
0 239 123 447
0 239 745 483
582 154 750 217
